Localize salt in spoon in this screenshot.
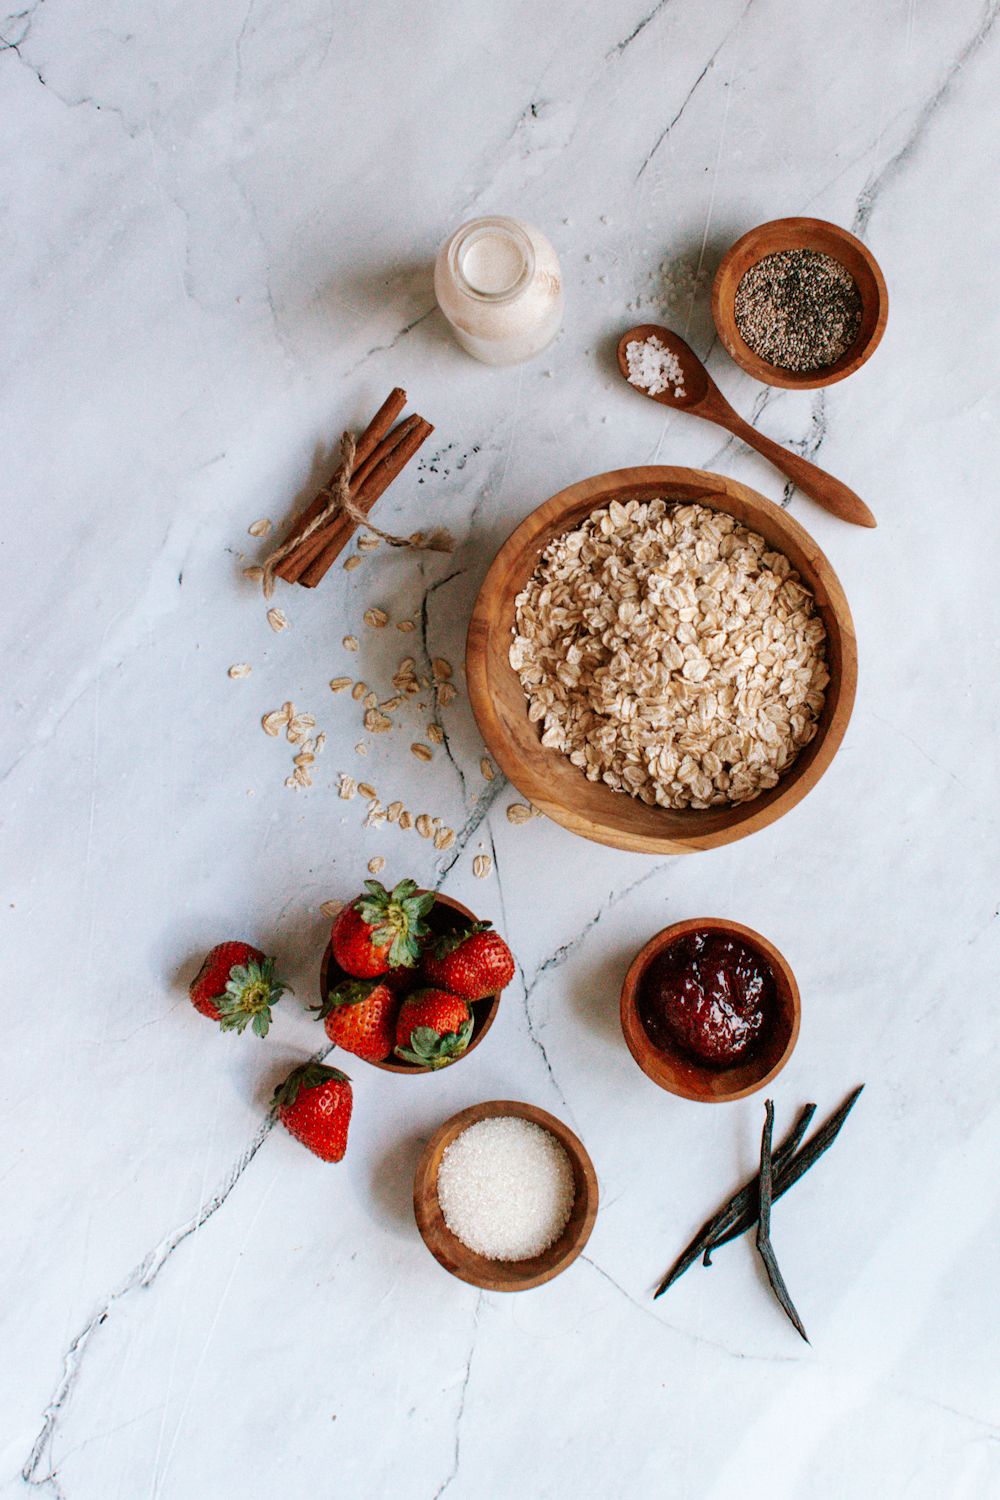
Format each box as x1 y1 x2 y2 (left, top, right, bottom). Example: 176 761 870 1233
617 324 876 529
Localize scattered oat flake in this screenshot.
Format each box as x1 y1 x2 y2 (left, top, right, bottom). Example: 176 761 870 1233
398 810 413 830
355 742 368 755
415 814 434 839
363 608 389 628
293 766 312 787
427 723 444 745
267 608 289 632
473 854 493 879
248 518 272 538
363 692 378 710
329 677 352 693
365 710 393 733
243 565 265 582
432 658 453 680
343 636 359 651
285 776 299 790
262 709 290 736
339 775 357 800
386 801 403 823
480 756 495 781
343 555 363 572
320 900 343 919
358 782 378 800
381 696 404 712
357 536 380 553
396 620 416 633
314 733 326 754
411 743 433 763
434 827 455 851
437 682 457 706
228 663 252 679
368 856 386 875
507 803 532 825
351 682 368 701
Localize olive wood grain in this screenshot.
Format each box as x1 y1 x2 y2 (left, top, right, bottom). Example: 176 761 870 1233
617 324 876 528
711 217 888 391
619 918 801 1104
413 1100 599 1292
466 466 857 855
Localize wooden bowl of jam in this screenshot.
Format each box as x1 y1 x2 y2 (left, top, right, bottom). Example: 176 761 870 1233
620 918 800 1102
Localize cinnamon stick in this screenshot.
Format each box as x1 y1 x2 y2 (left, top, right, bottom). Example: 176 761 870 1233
272 389 406 582
276 415 421 585
298 417 434 587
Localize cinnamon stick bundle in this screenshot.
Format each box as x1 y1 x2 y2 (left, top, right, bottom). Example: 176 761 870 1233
271 389 434 588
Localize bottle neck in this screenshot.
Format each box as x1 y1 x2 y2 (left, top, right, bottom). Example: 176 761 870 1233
450 218 535 303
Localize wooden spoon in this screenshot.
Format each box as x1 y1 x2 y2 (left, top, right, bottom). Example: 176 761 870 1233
617 325 876 529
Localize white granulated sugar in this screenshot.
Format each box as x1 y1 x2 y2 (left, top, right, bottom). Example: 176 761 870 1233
625 335 686 398
437 1117 576 1261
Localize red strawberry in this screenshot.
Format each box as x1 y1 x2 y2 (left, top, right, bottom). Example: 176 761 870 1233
188 942 288 1036
421 922 515 1002
394 988 473 1069
331 878 435 977
314 976 400 1063
272 1062 352 1161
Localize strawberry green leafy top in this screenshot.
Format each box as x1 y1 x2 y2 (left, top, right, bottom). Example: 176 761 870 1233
355 878 435 967
216 957 288 1038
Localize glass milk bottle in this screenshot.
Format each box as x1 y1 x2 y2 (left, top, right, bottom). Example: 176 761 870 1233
434 215 564 366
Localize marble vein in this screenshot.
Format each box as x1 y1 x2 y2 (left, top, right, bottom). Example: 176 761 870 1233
21 1045 334 1497
430 1293 483 1500
852 0 1000 237
607 0 673 59
634 0 755 181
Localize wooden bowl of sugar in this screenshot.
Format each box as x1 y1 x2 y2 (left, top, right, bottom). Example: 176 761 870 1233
467 466 857 855
413 1100 599 1291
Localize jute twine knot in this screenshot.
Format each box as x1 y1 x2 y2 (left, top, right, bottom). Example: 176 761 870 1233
260 432 454 597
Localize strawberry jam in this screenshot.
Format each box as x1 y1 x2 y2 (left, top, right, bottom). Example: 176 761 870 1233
638 930 775 1068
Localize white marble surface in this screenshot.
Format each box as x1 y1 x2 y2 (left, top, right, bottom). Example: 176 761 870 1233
4 1 1000 1496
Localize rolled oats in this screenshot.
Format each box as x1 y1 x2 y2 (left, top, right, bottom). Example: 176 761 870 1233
363 607 389 628
510 498 828 810
248 518 272 537
411 742 433 762
506 803 532 825
398 809 413 830
228 663 252 679
427 723 445 745
473 854 492 879
320 900 343 919
480 756 495 782
344 555 363 571
434 827 456 850
415 814 434 838
329 677 352 693
343 636 359 651
266 608 289 632
367 856 386 875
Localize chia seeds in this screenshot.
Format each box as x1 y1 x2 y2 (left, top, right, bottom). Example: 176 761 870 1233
734 249 862 372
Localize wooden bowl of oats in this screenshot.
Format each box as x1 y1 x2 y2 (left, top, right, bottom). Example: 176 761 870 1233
466 467 856 855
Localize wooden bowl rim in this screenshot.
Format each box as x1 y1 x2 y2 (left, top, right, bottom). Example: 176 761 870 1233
711 216 889 389
466 465 857 854
318 891 501 1074
619 917 801 1103
413 1099 599 1291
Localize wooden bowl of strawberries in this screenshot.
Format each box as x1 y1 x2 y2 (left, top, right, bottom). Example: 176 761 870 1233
317 879 513 1073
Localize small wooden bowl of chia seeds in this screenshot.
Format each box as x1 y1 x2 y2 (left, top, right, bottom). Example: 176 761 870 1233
712 217 888 389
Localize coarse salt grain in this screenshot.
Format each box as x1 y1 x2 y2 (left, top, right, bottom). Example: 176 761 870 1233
625 335 686 399
437 1117 576 1261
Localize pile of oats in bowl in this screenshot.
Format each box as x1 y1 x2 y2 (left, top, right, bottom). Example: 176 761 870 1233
509 499 830 810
